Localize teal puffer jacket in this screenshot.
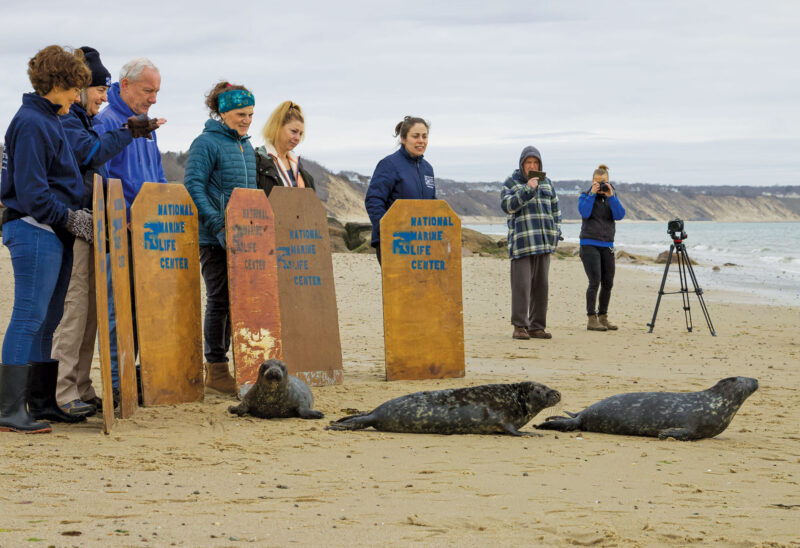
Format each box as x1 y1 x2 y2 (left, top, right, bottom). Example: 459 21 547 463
184 118 257 246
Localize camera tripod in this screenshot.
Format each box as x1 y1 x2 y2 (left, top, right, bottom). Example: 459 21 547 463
647 235 716 336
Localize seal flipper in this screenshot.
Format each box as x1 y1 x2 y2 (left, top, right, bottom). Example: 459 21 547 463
535 415 582 431
325 413 376 431
297 407 324 420
657 427 694 441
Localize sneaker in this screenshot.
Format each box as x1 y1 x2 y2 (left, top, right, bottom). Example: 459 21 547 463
528 329 552 339
512 326 531 340
60 399 97 418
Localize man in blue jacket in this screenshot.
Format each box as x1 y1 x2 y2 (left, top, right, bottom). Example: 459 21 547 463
93 57 167 399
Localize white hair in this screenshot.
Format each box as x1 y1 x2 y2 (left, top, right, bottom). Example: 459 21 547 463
119 57 159 82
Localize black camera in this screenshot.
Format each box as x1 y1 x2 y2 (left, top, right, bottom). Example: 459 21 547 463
667 218 686 240
598 182 610 193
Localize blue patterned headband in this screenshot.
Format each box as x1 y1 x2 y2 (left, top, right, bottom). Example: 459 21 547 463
218 89 255 113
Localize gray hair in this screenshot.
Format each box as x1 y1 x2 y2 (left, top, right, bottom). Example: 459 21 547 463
119 57 159 82
79 89 89 111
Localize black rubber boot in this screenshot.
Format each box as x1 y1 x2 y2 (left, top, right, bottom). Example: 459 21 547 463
0 364 52 433
28 361 86 424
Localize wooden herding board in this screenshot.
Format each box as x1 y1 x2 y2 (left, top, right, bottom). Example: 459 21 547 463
130 183 203 405
225 188 281 398
270 187 342 386
380 200 465 381
106 179 138 418
92 175 114 433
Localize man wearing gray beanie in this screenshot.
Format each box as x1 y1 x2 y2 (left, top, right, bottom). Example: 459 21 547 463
500 145 562 340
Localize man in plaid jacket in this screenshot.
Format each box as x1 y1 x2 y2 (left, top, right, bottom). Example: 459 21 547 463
500 145 561 340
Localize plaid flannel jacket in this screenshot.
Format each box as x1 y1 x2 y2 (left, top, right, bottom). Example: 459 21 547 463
500 170 562 259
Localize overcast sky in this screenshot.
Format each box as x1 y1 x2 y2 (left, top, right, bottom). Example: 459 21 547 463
1 0 798 186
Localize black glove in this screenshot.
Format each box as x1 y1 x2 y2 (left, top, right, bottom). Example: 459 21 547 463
65 209 94 243
125 114 159 138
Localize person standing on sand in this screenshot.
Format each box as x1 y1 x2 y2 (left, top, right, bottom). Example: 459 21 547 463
0 46 93 433
501 145 561 340
255 101 315 197
93 57 166 405
184 81 257 396
52 47 155 418
578 164 625 331
365 116 435 264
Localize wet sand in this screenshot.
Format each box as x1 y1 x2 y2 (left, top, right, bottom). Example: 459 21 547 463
1 251 798 547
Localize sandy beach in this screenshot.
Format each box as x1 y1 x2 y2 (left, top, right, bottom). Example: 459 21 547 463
1 249 798 547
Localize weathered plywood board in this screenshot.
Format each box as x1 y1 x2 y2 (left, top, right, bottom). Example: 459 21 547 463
106 179 138 418
226 188 281 398
130 183 203 406
92 175 114 433
380 200 465 381
269 187 342 386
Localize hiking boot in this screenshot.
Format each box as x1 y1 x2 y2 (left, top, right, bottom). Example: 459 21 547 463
60 399 97 418
587 314 608 331
598 314 618 330
512 326 531 340
528 329 553 339
205 362 237 395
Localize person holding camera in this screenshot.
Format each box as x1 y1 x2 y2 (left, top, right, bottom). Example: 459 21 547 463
578 164 626 331
501 146 561 340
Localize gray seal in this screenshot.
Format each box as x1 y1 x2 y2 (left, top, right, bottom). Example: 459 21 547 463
536 376 758 440
228 359 323 420
326 382 560 436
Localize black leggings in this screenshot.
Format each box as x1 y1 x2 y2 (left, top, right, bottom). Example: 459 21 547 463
199 245 231 363
580 245 615 315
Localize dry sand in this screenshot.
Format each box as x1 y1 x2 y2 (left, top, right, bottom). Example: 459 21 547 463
1 250 798 547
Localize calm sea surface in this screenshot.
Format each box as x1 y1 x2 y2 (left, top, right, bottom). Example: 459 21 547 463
465 221 800 306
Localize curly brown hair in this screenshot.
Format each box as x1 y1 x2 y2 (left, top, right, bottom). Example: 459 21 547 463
28 45 91 95
205 81 251 118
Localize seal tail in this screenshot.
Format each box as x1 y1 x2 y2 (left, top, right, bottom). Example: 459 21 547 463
534 414 581 432
325 413 375 431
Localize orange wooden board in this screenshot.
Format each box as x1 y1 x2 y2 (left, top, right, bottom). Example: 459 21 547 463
130 183 203 406
269 187 342 386
106 179 138 418
380 200 465 381
225 188 281 398
92 175 114 433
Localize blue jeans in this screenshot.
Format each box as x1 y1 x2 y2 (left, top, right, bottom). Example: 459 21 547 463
2 220 73 366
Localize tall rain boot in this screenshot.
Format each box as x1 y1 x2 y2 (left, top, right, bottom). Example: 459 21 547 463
0 364 52 433
28 361 86 423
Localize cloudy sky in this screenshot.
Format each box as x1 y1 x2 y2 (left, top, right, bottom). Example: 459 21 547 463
1 1 797 186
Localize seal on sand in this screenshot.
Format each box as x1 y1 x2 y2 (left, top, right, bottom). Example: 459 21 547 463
326 382 561 436
536 376 758 440
228 359 323 419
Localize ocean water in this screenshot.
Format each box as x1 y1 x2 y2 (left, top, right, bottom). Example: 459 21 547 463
465 221 800 306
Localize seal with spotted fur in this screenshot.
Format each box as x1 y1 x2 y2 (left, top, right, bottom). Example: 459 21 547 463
228 359 323 419
326 382 560 436
536 376 758 440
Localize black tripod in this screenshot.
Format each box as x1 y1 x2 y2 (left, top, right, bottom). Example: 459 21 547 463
647 233 716 336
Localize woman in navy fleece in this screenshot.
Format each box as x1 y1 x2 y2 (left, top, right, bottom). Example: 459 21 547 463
364 116 435 263
578 164 626 332
0 46 93 434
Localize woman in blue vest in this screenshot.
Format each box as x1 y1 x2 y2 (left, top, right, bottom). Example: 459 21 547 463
0 46 94 433
578 164 626 331
365 116 435 263
184 82 256 396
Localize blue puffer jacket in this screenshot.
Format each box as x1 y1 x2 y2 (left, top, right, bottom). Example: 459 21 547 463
1 93 82 229
364 147 435 246
184 118 257 246
93 82 167 209
61 103 133 209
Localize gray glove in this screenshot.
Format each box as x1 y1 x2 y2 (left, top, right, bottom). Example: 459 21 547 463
66 209 94 243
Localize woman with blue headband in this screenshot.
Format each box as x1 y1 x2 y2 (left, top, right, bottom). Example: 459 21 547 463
184 81 256 396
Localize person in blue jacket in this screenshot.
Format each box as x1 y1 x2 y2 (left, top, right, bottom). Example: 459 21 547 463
52 47 153 418
184 81 256 396
578 164 626 332
93 57 166 400
0 46 94 434
364 116 435 263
